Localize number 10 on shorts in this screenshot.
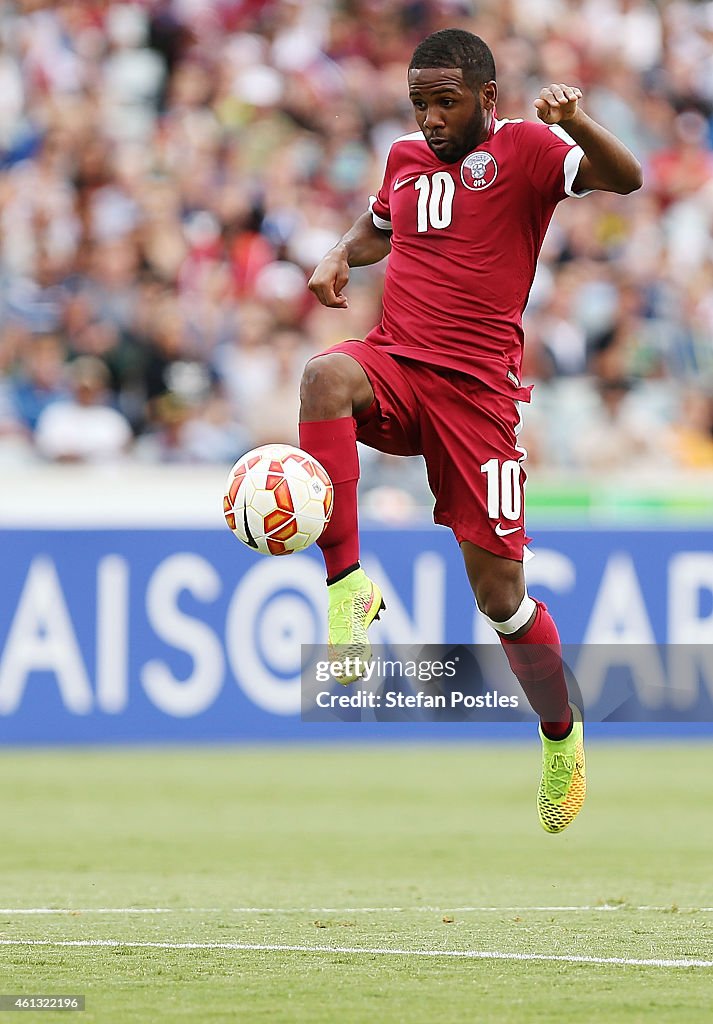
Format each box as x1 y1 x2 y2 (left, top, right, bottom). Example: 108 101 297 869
480 458 522 521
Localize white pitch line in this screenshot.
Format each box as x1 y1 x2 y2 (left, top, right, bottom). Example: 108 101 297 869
0 905 711 915
0 908 214 916
228 905 712 914
0 939 710 969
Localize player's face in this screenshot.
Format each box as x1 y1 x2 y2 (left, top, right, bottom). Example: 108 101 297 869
408 68 497 163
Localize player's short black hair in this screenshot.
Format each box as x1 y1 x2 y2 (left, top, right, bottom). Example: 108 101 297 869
409 29 496 91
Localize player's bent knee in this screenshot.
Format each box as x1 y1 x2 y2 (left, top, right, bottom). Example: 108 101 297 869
300 355 349 418
300 354 371 420
478 590 535 634
473 573 525 622
301 354 341 396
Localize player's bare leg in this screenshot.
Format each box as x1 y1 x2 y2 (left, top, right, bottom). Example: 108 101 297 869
461 542 586 832
300 353 375 422
299 353 385 682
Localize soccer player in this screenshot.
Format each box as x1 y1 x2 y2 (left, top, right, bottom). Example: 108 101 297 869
299 29 642 832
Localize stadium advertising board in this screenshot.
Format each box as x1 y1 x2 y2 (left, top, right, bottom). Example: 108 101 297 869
1 527 713 743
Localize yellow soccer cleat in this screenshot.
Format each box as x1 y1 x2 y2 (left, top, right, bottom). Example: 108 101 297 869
327 568 385 684
537 706 586 834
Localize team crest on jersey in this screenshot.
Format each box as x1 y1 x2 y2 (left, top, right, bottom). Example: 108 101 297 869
461 151 498 191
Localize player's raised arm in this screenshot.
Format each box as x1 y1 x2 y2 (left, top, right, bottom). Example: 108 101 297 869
534 84 643 195
308 211 392 309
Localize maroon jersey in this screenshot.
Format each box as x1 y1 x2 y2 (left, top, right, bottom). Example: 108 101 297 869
367 116 590 401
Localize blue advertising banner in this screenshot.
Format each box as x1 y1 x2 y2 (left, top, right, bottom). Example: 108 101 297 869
1 526 713 743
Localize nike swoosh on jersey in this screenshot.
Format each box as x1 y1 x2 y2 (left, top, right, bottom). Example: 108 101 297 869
393 175 419 191
494 523 522 537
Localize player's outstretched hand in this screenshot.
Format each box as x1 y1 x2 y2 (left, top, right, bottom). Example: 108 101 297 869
308 249 350 308
534 84 582 125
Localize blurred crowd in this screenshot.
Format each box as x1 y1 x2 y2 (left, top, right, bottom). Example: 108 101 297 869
0 0 712 508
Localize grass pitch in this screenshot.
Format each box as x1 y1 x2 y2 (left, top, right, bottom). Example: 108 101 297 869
1 742 712 1023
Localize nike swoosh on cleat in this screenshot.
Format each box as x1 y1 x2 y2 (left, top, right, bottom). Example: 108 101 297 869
363 591 375 614
494 523 522 537
393 175 418 191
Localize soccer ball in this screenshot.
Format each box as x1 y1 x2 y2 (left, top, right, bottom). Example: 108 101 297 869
223 443 333 556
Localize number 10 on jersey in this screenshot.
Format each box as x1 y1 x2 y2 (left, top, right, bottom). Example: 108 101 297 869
414 172 455 232
481 458 522 520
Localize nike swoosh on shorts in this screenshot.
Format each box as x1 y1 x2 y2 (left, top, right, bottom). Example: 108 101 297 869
494 523 522 536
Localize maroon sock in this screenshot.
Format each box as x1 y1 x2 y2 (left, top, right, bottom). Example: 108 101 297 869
498 600 572 737
299 417 360 579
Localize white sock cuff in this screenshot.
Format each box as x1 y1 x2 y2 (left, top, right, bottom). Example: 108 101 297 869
484 592 537 635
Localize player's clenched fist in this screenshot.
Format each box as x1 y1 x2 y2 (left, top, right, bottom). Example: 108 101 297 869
534 84 583 125
308 248 350 308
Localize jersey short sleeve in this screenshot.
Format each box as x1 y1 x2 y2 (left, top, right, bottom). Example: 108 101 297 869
512 119 593 202
369 152 394 231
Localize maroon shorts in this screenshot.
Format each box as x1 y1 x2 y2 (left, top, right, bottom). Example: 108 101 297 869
328 340 529 560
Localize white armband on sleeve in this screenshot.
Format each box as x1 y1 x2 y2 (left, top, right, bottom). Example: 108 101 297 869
563 145 594 198
369 195 392 231
547 124 595 197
